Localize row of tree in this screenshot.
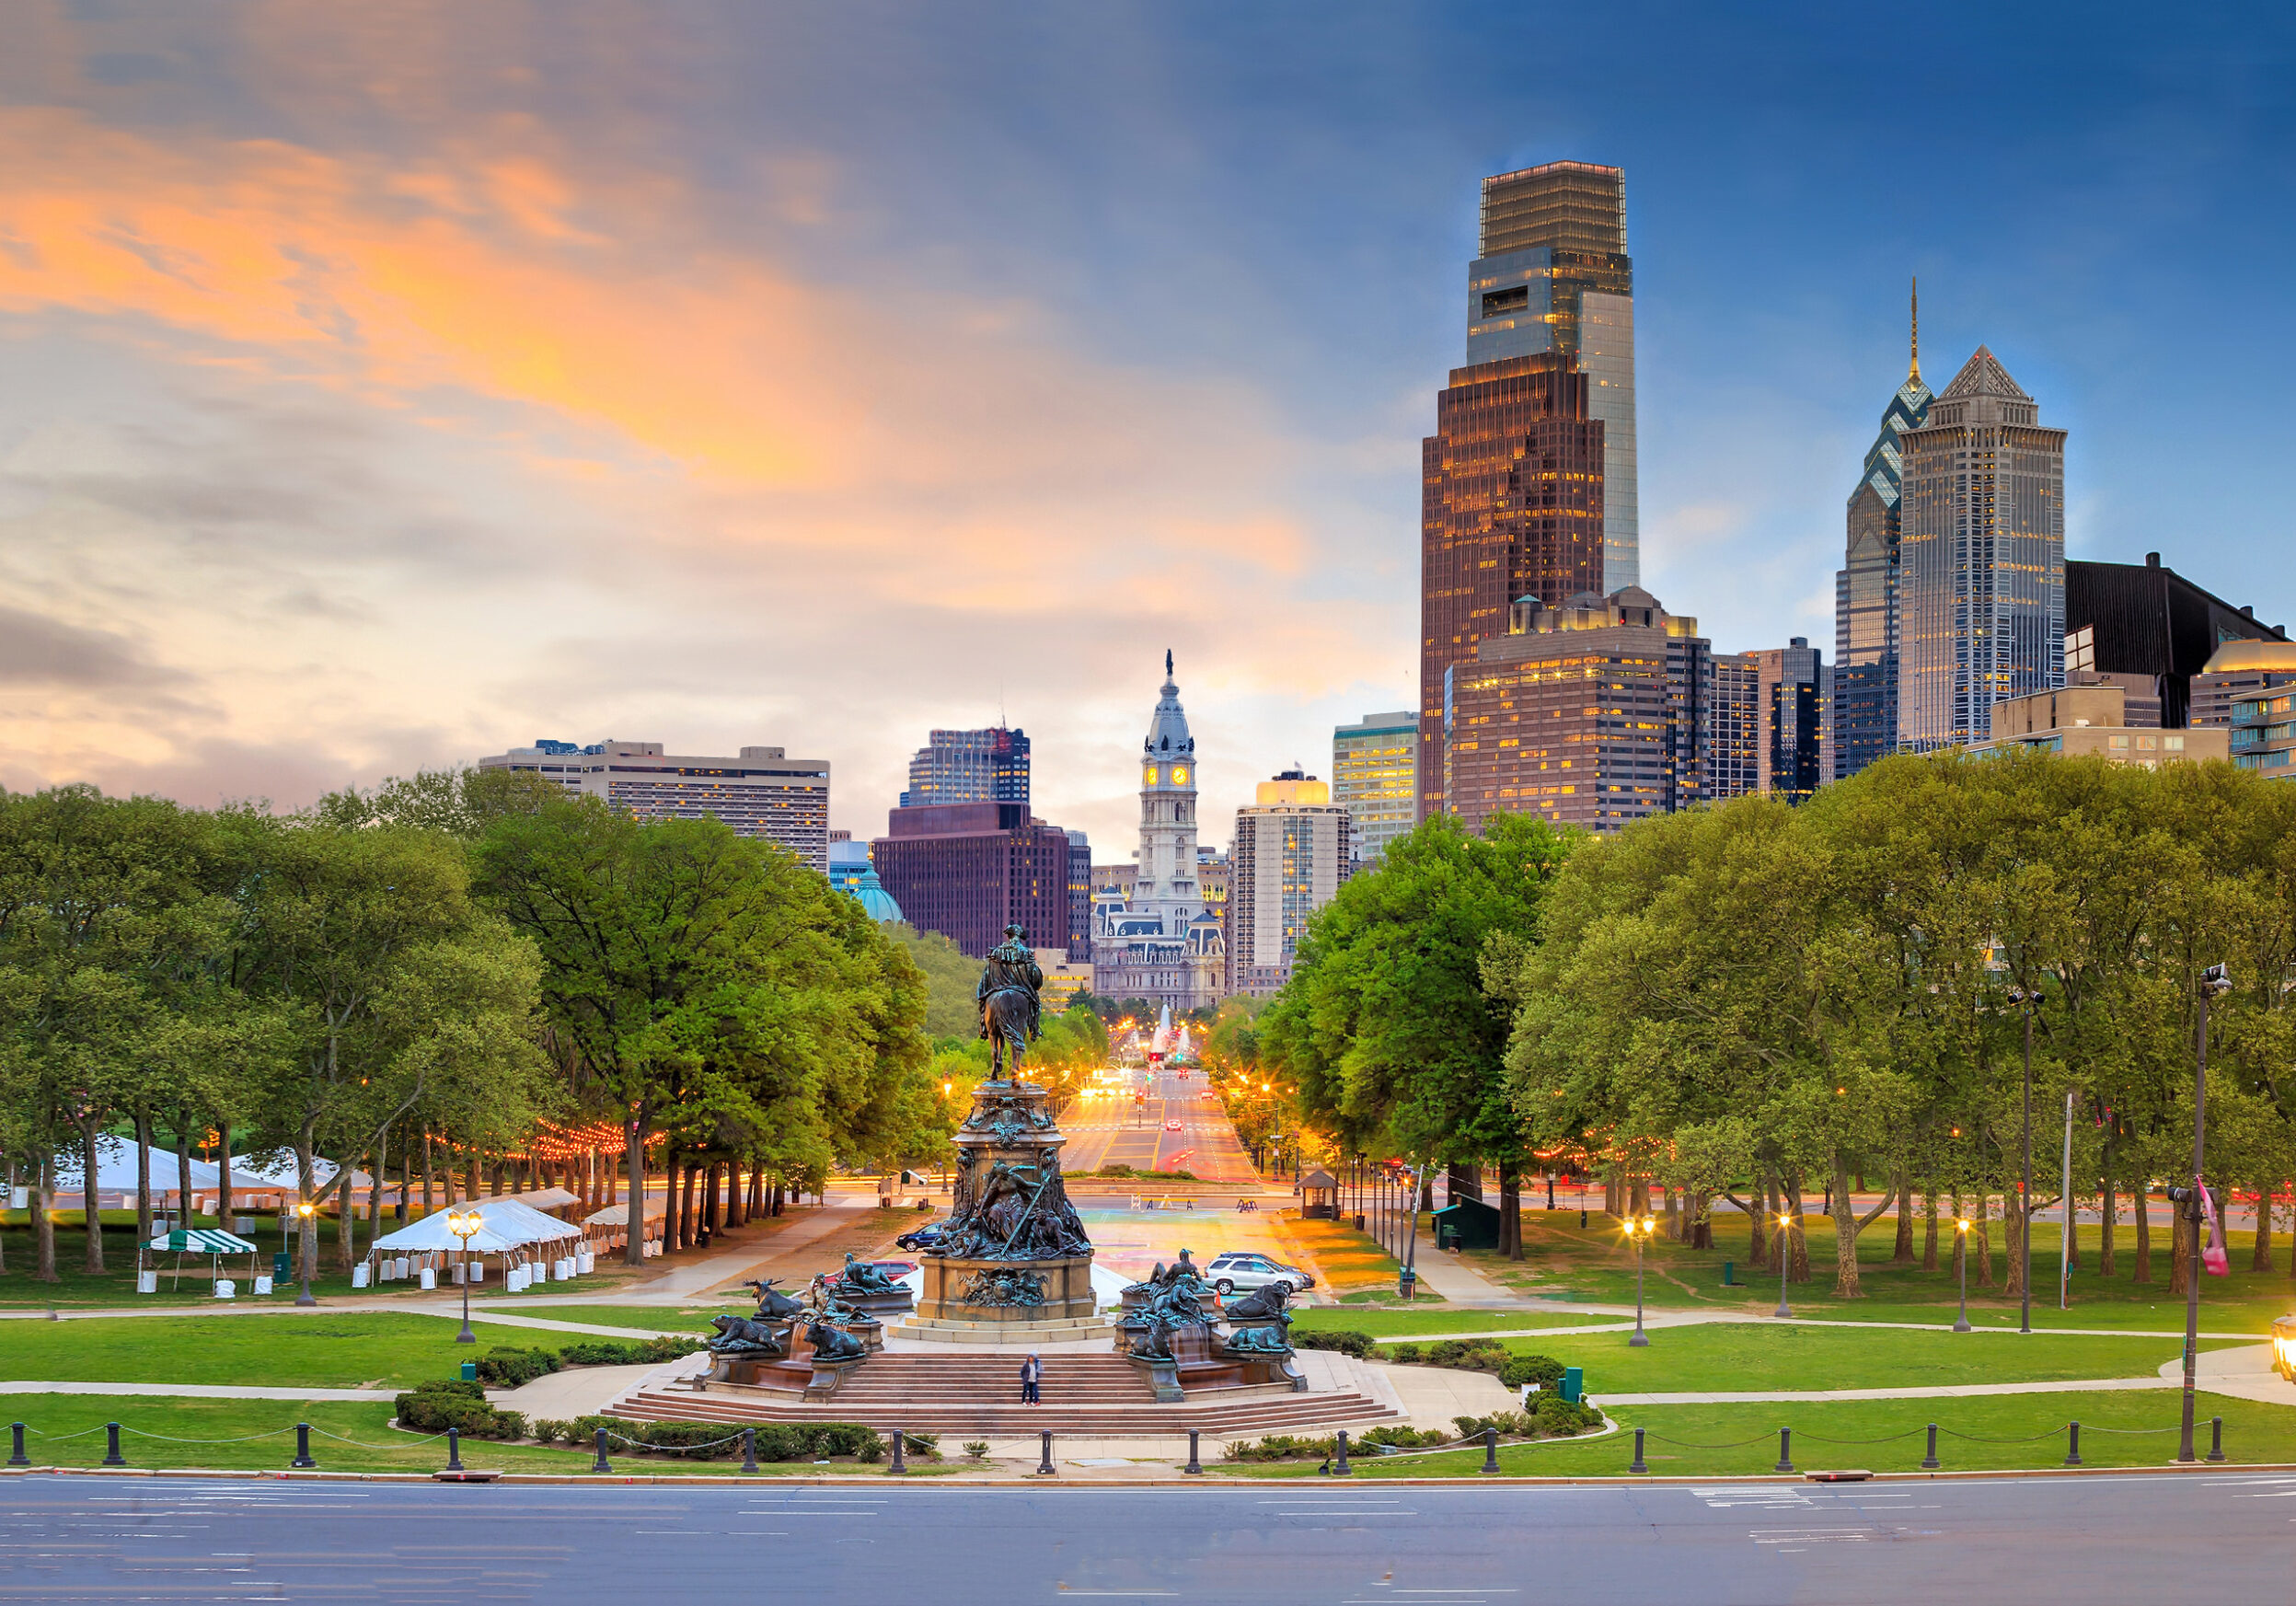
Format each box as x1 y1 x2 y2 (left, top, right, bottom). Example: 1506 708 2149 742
0 770 948 1281
1255 751 2296 1299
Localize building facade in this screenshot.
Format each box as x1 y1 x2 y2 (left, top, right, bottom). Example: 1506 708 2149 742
1090 655 1226 1011
1470 161 1638 591
1227 772 1354 998
478 738 830 870
1706 654 1763 801
1897 347 2068 751
2194 639 2296 733
2065 554 2289 729
1065 830 1093 963
1833 283 1934 781
1970 681 2229 768
1443 586 1710 835
869 802 1073 960
1750 639 1830 803
899 726 1030 809
1331 711 1419 865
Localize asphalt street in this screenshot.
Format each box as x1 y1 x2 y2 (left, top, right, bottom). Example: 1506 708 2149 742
4 1473 2289 1604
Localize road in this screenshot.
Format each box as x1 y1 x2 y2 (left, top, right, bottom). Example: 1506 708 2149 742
1059 1067 1259 1186
3 1473 2287 1602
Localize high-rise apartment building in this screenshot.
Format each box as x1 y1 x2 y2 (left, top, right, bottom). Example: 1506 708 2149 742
478 739 831 870
1443 587 1710 835
870 802 1073 960
2216 640 2296 780
899 726 1030 809
1897 348 2067 750
1706 655 1763 801
1331 712 1419 865
1833 283 1934 781
2194 639 2296 733
1227 771 1354 998
1471 161 1639 591
1090 655 1226 1011
2065 554 2289 729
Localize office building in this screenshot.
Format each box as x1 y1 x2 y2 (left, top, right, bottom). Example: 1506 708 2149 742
1035 949 1094 1012
2194 639 2296 732
1749 640 1829 803
1970 680 2228 767
1065 830 1093 964
1443 587 1710 835
1834 283 1934 780
2202 641 2296 778
1332 712 1420 864
1706 655 1763 801
870 802 1073 960
2065 554 2290 729
899 726 1030 809
479 738 830 870
1896 348 2067 750
1090 654 1227 1011
1228 771 1354 998
1470 161 1639 590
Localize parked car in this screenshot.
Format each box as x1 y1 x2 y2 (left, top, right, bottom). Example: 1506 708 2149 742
1204 1251 1315 1297
869 1259 918 1280
894 1222 948 1252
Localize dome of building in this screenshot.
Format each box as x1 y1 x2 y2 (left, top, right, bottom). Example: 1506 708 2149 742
852 866 905 924
2202 639 2296 674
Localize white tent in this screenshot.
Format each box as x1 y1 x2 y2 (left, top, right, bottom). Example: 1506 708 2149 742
368 1211 521 1256
363 1197 590 1291
52 1136 218 1196
439 1186 579 1213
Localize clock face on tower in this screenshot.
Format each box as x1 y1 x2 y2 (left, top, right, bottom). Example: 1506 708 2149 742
1143 766 1160 786
1171 766 1190 784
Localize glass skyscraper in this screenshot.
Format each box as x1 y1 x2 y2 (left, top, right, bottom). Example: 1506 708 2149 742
898 725 1030 809
1331 711 1419 864
1897 348 2067 750
1832 283 1933 780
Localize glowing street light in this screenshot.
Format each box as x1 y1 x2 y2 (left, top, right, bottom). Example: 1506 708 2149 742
448 1209 482 1344
294 1200 317 1306
1625 1215 1656 1346
1774 1212 1796 1320
1954 1218 1973 1332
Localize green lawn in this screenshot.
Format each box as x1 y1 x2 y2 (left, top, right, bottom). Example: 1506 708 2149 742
488 1303 734 1333
0 1311 582 1388
1293 1308 1595 1338
2 1395 935 1476
1418 1322 2235 1396
1223 1390 2296 1477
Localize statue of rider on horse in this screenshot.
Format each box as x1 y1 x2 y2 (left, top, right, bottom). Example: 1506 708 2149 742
976 924 1043 1080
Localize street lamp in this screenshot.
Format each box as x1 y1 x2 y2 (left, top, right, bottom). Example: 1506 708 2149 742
1626 1216 1656 1346
1774 1212 1795 1320
294 1200 317 1306
448 1209 481 1345
1953 1219 1972 1332
2179 962 2234 1463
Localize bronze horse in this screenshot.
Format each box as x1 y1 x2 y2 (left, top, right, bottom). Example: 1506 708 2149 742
975 923 1043 1078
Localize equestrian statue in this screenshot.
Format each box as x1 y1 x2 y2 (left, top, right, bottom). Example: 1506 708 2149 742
976 924 1044 1079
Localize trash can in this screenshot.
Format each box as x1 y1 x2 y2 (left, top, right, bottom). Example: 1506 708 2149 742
1560 1366 1583 1404
460 1361 478 1382
1721 1259 1735 1287
273 1251 291 1280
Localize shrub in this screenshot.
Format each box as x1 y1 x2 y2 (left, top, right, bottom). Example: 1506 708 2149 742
474 1346 561 1387
898 1432 940 1459
963 1440 990 1461
395 1380 525 1440
1387 1343 1420 1363
1500 1353 1566 1391
1448 1400 1600 1442
1423 1339 1509 1373
529 1418 568 1443
558 1336 707 1368
1294 1329 1373 1358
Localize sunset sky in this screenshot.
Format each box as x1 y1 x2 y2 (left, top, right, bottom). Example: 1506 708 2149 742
4 3 2291 852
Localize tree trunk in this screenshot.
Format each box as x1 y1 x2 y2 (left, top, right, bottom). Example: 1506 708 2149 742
1830 1155 1862 1298
1785 1177 1810 1284
1747 1181 1771 1271
1498 1161 1521 1259
2004 1197 2026 1300
1921 1185 1939 1273
1973 1193 1994 1288
2170 1198 2195 1297
1891 1166 1916 1265
662 1153 682 1255
2253 1184 2275 1273
2099 1138 2117 1277
216 1121 233 1227
81 1115 106 1273
174 1117 192 1229
622 1115 649 1269
2133 1183 2152 1285
336 1154 356 1272
36 1155 59 1282
682 1163 699 1247
134 1106 153 1243
296 1138 319 1287
421 1133 434 1217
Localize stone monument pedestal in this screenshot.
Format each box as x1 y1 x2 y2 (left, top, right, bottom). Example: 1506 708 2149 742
915 1254 1096 1325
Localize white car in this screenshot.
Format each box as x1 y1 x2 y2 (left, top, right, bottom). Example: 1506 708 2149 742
1205 1252 1314 1298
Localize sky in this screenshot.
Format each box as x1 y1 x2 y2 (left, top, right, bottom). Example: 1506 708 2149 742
3 2 2292 855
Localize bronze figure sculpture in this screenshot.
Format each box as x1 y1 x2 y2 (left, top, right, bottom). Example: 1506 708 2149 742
975 923 1044 1079
833 1252 903 1298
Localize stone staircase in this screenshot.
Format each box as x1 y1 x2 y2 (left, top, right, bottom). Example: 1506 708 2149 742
607 1352 1398 1438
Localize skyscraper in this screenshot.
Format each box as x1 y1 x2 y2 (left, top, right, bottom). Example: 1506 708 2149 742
1897 347 2067 750
1330 712 1419 864
898 726 1030 809
1832 283 1933 780
1471 161 1639 590
870 802 1073 960
1751 640 1829 804
1228 771 1354 998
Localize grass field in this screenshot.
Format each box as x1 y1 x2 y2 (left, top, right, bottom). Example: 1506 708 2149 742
1224 1389 2296 1477
1292 1308 1590 1337
490 1303 736 1333
0 1311 591 1389
1282 1217 1404 1293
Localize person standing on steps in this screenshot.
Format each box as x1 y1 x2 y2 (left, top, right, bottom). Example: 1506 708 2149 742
1020 1351 1043 1404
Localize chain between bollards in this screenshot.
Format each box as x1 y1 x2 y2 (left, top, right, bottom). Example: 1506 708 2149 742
2209 1415 2226 1463
292 1422 316 1469
592 1427 612 1473
7 1423 26 1468
744 1427 760 1474
1037 1429 1056 1476
2063 1421 2082 1467
1333 1429 1353 1476
1772 1427 1792 1474
1481 1427 1500 1475
1921 1423 1939 1471
1628 1427 1647 1475
444 1426 463 1473
103 1423 125 1468
1184 1429 1203 1476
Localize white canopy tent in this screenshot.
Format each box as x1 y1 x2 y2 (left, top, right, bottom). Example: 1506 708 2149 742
363 1197 592 1291
582 1197 666 1255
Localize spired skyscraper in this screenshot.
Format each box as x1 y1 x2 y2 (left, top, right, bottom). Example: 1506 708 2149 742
1832 283 1933 781
1897 346 2068 750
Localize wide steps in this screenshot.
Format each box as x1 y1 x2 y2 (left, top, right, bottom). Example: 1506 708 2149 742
607 1384 1397 1437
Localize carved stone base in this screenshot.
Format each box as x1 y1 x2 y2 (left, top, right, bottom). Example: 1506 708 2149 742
915 1254 1096 1323
833 1288 915 1319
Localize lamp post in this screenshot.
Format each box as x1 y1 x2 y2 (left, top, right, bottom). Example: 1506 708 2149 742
294 1200 317 1306
2179 963 2233 1463
1627 1216 1655 1346
449 1210 480 1344
1953 1218 1972 1332
1774 1212 1794 1320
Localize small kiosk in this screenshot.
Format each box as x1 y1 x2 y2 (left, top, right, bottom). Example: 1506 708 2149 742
1297 1167 1340 1220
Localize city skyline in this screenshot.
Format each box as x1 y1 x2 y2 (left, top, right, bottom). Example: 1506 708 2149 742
4 6 2292 853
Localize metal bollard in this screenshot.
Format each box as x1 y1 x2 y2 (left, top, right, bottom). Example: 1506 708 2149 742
743 1427 759 1474
591 1427 612 1474
1481 1426 1500 1475
2209 1415 2226 1464
1037 1429 1056 1476
1921 1423 1939 1471
444 1426 463 1473
1773 1427 1792 1474
2063 1421 2082 1467
885 1428 902 1475
292 1422 316 1469
103 1423 125 1468
1629 1427 1647 1475
6 1423 26 1467
1184 1429 1203 1476
1333 1429 1353 1476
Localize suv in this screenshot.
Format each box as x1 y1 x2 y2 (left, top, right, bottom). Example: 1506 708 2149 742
1205 1252 1315 1298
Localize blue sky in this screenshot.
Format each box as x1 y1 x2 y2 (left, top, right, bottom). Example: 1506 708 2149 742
2 2 2290 850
